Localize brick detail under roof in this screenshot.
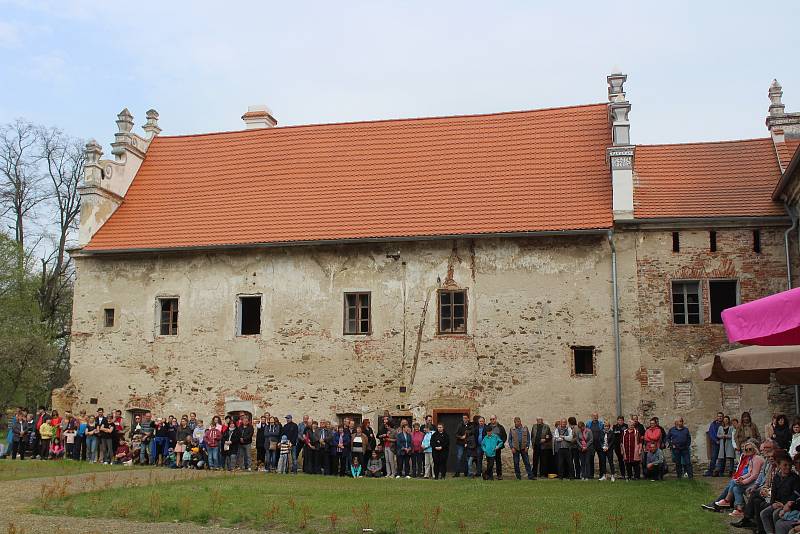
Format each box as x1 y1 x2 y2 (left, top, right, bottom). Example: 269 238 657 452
633 138 785 219
84 104 613 251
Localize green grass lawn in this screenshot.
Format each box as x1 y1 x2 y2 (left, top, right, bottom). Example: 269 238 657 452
0 459 133 481
39 473 726 533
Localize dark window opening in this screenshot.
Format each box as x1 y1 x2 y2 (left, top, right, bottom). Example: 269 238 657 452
672 232 680 252
159 298 179 336
238 296 261 335
104 308 115 328
672 281 701 324
89 398 98 405
709 231 717 252
709 280 738 324
572 346 595 375
753 230 761 254
344 292 371 335
438 290 467 334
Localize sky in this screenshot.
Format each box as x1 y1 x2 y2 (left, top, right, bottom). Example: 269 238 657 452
1 0 799 153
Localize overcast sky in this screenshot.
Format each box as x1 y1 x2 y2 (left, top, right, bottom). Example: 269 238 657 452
1 1 798 151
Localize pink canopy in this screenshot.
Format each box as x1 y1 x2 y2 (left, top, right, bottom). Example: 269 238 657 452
722 287 800 346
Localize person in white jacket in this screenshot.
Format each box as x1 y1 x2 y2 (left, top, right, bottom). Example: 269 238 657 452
553 419 574 479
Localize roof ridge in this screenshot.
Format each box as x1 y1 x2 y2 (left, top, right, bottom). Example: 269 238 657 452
637 137 772 148
155 102 608 140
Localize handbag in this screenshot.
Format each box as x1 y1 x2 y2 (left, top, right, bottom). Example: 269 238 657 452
223 441 230 452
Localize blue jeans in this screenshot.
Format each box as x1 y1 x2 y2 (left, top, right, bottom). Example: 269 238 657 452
207 445 220 469
512 449 533 479
706 441 719 475
717 479 747 507
86 436 98 462
238 445 251 470
291 444 300 473
672 448 693 477
456 444 468 476
151 437 168 464
269 448 278 469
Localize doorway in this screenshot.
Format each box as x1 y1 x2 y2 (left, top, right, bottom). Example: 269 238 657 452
434 410 470 472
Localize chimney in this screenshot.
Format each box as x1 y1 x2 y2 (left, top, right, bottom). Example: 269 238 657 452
242 105 277 129
766 79 800 140
606 70 635 220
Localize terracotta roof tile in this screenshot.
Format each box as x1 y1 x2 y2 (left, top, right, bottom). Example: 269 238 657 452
633 138 785 219
85 104 614 251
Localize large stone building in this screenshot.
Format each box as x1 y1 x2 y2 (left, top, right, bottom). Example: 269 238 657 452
63 73 800 462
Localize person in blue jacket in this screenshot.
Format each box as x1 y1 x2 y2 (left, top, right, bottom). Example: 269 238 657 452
481 426 503 479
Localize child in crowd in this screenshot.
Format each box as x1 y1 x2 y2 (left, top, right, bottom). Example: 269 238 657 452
350 456 363 478
49 438 64 459
277 435 291 474
165 448 177 468
366 451 383 478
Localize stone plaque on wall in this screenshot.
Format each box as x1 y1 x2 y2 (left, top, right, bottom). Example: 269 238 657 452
673 381 694 410
647 369 664 390
721 383 743 412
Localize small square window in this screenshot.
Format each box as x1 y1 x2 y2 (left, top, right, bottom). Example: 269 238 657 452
344 292 371 335
438 290 467 334
672 281 701 325
238 295 261 335
103 308 115 328
572 346 595 376
159 298 179 336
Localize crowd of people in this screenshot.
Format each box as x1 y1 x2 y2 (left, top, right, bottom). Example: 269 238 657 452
1 406 703 483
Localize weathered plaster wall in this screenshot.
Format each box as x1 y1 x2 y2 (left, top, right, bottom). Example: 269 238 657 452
69 236 621 427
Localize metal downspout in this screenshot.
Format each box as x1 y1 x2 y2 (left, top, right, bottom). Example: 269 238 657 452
784 203 799 415
607 231 623 417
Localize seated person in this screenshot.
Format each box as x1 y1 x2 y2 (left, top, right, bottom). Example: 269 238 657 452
114 438 132 465
761 454 800 534
366 451 383 478
350 456 363 478
49 438 65 460
643 441 664 480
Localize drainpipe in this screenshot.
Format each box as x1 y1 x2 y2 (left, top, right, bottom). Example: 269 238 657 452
607 231 623 417
784 203 799 415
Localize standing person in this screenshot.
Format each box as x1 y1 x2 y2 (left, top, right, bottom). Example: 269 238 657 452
481 426 503 479
487 415 507 480
138 413 154 465
705 412 724 477
643 442 665 480
396 420 412 478
643 418 664 450
265 416 281 472
474 417 487 475
255 415 268 470
97 409 114 464
187 412 197 432
585 413 604 479
9 412 26 460
509 417 534 480
789 422 800 458
335 423 351 477
38 417 55 460
381 420 397 478
297 415 309 472
599 421 616 481
238 415 254 471
531 417 552 478
277 436 291 474
329 424 342 476
422 424 434 479
553 419 573 480
361 419 376 460
621 421 642 480
736 412 761 456
411 423 425 478
717 416 736 477
576 421 594 481
667 417 693 479
204 417 222 470
222 420 240 471
612 416 627 479
770 414 792 453
84 415 99 463
431 423 449 480
74 410 87 461
351 425 366 469
175 419 191 468
568 417 581 480
454 414 471 478
192 419 205 446
282 415 299 474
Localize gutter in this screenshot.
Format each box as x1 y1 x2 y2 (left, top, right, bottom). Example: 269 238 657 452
784 203 799 416
72 228 611 257
615 216 791 230
607 230 623 417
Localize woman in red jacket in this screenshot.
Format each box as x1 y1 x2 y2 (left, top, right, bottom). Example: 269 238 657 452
621 422 642 480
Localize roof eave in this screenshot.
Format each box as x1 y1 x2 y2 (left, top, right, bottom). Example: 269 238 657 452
773 144 800 201
617 215 791 230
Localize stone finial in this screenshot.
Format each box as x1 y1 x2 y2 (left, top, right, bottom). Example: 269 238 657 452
84 139 103 164
242 104 278 129
116 108 134 133
769 79 785 117
607 72 627 103
143 109 162 138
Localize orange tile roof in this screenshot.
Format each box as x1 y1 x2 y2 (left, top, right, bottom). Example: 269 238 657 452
84 103 614 251
633 138 785 219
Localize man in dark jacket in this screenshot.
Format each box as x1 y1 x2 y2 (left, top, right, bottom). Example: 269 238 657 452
487 415 507 480
283 415 300 473
585 412 604 479
430 424 449 480
704 412 724 477
455 414 471 478
531 417 552 477
239 415 254 471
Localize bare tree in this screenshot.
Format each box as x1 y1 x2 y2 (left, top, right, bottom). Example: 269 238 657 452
0 120 45 253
